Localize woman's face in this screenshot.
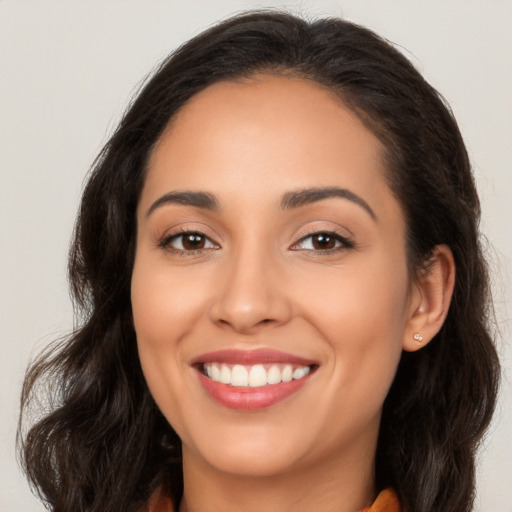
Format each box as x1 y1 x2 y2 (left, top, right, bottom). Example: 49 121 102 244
131 75 417 477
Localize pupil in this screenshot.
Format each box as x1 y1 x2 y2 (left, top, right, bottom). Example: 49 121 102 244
313 234 335 250
183 234 204 250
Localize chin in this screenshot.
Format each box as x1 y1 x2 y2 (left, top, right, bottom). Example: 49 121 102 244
202 448 301 478
183 425 312 477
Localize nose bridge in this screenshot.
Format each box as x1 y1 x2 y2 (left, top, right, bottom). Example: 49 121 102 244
210 236 290 332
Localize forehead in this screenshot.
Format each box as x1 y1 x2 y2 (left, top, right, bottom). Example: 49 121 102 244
142 75 400 224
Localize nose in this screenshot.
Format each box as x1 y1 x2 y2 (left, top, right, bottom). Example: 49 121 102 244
209 246 292 334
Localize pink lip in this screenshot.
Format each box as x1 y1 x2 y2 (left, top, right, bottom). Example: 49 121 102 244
196 372 313 410
191 348 317 366
191 349 318 411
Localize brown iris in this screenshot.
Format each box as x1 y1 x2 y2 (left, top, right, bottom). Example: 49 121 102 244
311 233 337 250
181 233 206 250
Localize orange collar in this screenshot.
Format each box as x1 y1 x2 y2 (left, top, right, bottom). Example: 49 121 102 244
146 487 400 512
359 488 401 512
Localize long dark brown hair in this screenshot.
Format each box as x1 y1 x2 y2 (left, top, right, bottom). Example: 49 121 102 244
18 11 500 512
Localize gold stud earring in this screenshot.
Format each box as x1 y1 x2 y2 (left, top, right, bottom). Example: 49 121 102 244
413 333 423 342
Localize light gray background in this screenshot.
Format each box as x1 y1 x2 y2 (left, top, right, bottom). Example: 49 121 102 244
1 1 511 510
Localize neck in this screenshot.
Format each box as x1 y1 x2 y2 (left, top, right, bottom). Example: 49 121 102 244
178 443 376 512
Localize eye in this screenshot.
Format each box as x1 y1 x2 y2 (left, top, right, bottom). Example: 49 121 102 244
160 231 219 253
291 231 354 252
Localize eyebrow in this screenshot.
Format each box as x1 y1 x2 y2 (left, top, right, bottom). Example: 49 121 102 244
146 186 376 221
280 187 377 221
146 191 219 217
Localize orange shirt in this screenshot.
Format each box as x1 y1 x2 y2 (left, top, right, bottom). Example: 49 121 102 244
146 487 401 512
360 488 401 512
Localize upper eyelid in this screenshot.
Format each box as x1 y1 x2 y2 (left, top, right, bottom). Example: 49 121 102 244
291 217 355 236
292 225 354 242
159 224 220 243
295 227 350 238
157 226 354 250
291 230 354 249
156 231 215 255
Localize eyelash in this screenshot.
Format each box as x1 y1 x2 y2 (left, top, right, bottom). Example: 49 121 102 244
158 229 354 255
290 230 355 253
158 229 219 256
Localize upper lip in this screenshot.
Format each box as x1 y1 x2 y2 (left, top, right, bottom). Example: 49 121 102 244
191 348 318 366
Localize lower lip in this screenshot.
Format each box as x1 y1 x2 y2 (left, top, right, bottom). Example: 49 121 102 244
197 371 312 411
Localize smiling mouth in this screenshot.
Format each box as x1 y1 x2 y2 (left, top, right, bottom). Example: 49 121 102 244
192 349 319 410
199 362 317 388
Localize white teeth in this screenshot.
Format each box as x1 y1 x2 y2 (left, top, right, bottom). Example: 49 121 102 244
293 366 310 379
219 365 231 385
248 364 267 387
231 365 249 387
281 365 293 382
203 362 312 387
267 365 281 385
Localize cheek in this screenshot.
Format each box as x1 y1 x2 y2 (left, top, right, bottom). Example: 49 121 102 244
300 252 409 335
296 252 409 394
131 254 210 349
130 256 204 415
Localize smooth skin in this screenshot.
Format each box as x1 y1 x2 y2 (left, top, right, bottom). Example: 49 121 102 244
131 75 455 512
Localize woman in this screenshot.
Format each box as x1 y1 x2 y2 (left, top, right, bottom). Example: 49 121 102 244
18 11 499 512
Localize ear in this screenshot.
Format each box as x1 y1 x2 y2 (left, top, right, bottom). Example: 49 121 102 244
403 244 456 352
